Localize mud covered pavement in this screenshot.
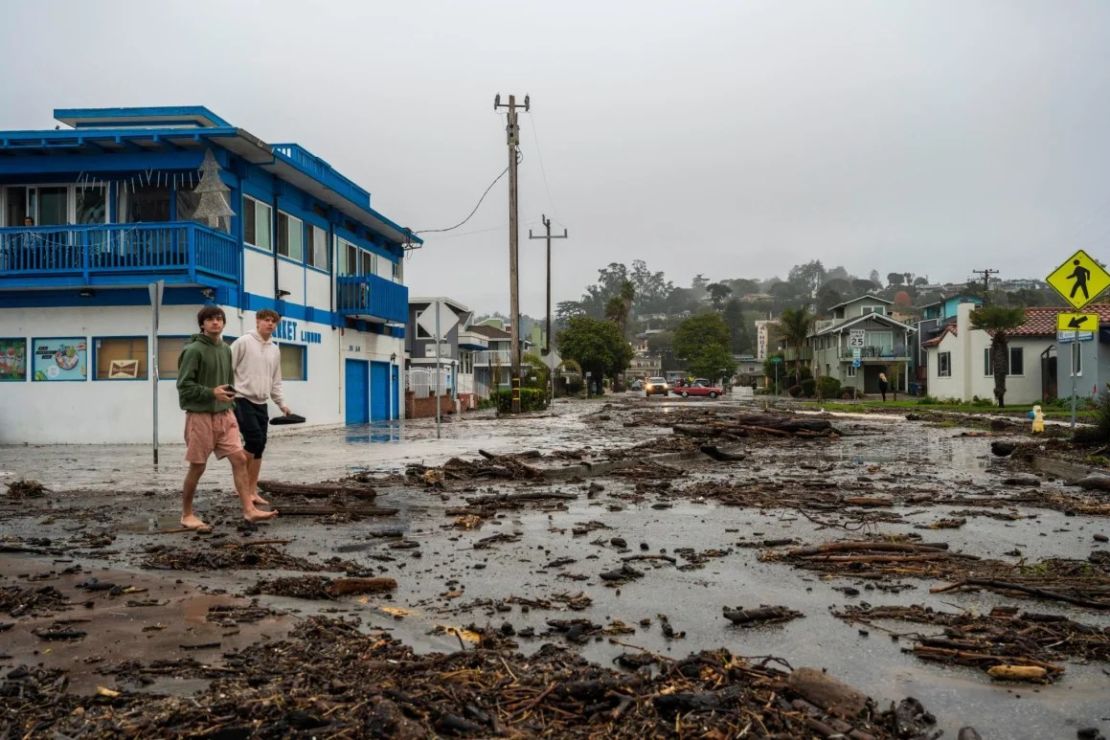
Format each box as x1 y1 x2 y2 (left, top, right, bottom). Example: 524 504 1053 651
2 397 1109 738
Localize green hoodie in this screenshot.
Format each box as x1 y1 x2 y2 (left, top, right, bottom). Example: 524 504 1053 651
177 333 234 413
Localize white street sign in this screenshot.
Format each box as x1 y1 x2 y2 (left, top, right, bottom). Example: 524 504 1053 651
417 301 459 338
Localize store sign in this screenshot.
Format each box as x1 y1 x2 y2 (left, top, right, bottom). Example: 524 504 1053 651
274 319 322 344
32 338 87 381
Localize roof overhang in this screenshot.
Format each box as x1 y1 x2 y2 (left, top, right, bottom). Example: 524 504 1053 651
812 312 917 337
55 106 232 129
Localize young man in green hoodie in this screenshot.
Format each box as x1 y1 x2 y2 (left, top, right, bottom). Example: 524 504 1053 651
177 306 278 529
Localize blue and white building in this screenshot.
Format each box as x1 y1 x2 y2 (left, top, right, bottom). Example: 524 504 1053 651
0 106 419 443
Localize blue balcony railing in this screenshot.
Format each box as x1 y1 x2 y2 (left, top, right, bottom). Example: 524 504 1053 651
0 222 239 288
337 274 408 324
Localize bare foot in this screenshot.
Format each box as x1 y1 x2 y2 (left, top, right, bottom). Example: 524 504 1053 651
180 514 211 532
243 507 278 523
251 494 270 507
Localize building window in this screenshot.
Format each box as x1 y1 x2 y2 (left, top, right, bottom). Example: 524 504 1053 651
984 347 1025 376
121 185 171 223
94 337 148 380
277 211 304 261
279 344 306 380
243 196 272 251
846 364 857 377
75 185 107 224
307 225 328 269
392 258 403 282
938 352 951 377
156 336 188 379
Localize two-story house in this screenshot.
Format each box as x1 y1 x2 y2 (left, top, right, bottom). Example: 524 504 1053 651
0 106 420 443
914 294 983 393
404 297 488 411
808 295 915 395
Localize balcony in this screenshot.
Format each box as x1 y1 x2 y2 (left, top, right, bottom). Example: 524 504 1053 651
0 222 238 289
473 350 513 365
839 345 910 360
336 274 408 324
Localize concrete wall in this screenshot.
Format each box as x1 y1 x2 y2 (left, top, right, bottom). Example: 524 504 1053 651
0 303 403 444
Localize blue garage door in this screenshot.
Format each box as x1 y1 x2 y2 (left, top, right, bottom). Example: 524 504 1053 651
370 361 390 421
345 359 369 425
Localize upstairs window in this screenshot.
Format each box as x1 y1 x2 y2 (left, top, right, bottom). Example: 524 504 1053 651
243 196 272 250
277 211 303 261
307 225 329 269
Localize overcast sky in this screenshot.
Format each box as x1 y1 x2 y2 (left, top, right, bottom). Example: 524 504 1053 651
3 1 1109 316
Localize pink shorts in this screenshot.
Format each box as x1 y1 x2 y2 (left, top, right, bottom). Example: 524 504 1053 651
184 410 244 464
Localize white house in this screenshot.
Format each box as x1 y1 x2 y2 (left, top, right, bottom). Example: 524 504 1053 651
924 302 1110 404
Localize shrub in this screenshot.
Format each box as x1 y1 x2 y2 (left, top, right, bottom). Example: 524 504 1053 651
1074 385 1110 445
800 379 816 397
493 388 549 413
917 395 939 405
786 384 803 398
815 377 841 398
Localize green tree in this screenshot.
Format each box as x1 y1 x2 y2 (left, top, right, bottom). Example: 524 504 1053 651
706 282 733 310
778 307 814 384
721 298 752 354
674 313 737 381
788 260 826 299
969 305 1026 407
557 316 633 396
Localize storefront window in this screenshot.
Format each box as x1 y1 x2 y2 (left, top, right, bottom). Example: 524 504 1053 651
94 337 148 380
279 344 306 380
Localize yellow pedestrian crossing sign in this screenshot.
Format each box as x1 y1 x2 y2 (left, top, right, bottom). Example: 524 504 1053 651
1056 312 1099 332
1046 249 1110 310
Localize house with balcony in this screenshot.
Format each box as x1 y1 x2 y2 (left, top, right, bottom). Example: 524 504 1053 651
404 297 488 413
0 106 420 443
808 295 915 394
913 294 983 393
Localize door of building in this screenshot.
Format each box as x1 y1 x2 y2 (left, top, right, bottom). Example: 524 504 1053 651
345 359 369 425
370 361 390 421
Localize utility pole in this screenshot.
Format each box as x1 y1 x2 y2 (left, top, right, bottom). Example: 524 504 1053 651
495 94 528 410
529 214 568 403
971 268 999 300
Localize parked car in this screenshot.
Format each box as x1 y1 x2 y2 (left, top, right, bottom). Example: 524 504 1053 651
644 377 670 396
677 380 722 398
629 378 643 391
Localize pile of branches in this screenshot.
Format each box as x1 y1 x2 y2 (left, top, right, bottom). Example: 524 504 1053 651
835 604 1110 682
760 539 978 581
3 616 941 739
141 543 356 573
407 451 544 488
0 583 69 618
673 412 840 440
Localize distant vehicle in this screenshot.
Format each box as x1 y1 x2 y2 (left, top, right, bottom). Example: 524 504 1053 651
644 377 670 396
629 378 643 391
678 380 722 398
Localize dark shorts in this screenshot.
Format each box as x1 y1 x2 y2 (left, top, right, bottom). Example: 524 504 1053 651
234 398 269 458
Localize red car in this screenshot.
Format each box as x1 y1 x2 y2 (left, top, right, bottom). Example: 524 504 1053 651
677 380 722 398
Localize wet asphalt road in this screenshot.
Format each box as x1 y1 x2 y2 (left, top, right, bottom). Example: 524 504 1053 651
2 395 1109 739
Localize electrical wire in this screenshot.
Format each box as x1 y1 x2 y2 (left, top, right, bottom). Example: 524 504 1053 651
525 112 560 225
414 148 522 235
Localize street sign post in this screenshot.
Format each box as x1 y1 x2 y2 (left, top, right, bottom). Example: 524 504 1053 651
1046 249 1110 310
1046 250 1107 427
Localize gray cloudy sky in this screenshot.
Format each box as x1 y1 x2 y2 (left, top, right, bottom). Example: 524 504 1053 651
3 1 1109 315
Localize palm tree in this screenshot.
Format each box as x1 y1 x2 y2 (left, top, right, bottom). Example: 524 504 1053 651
970 305 1026 407
605 280 636 338
778 307 814 385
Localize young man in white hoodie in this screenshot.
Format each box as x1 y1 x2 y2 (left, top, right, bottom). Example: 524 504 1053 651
231 309 291 507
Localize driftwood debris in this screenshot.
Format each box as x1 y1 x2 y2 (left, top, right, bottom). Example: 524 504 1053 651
272 505 400 517
722 605 803 627
675 414 838 439
258 480 376 499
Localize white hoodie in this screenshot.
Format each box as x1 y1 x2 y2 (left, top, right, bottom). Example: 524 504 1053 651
231 330 286 407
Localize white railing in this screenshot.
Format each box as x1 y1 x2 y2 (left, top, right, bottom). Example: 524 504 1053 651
407 368 452 397
473 350 512 365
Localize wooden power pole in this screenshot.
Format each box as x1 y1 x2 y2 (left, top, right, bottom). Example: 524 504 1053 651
528 214 568 355
495 93 529 412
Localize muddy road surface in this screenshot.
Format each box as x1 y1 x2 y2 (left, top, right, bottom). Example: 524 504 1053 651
2 397 1108 738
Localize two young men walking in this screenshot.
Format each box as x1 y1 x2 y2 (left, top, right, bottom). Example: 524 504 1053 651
176 307 289 530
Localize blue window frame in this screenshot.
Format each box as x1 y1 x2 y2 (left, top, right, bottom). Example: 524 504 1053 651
31 337 88 382
93 336 148 380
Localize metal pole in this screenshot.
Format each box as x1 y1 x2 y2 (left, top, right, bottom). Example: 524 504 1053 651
435 301 442 439
528 214 567 406
148 280 164 466
1071 336 1078 429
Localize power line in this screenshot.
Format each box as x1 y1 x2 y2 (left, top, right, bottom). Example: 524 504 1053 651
413 166 509 234
525 111 559 223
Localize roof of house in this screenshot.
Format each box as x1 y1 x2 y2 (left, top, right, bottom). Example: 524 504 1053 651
1008 304 1110 337
919 294 981 310
922 304 1110 347
0 106 421 246
468 324 512 340
811 311 915 337
826 294 893 312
